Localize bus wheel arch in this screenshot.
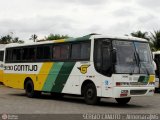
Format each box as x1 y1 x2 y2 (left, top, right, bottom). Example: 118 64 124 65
24 77 41 98
81 80 100 105
24 77 32 89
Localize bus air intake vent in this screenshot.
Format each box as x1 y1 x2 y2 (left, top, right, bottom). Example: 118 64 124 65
130 90 147 95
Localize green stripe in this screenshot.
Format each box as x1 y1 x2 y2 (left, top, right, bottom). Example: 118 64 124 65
138 76 149 83
51 62 75 93
42 62 64 92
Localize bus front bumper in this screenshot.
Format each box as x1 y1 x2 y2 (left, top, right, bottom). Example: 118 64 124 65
112 86 155 98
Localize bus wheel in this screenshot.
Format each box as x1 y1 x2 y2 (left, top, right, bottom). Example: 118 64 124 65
115 97 131 105
25 80 41 98
84 83 100 105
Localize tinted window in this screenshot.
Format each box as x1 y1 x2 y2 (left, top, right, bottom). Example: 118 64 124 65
28 47 36 61
71 42 90 60
22 47 36 61
53 45 70 60
6 49 12 62
37 46 51 60
71 44 81 59
81 43 90 59
22 48 28 61
12 49 21 61
94 39 112 76
53 46 61 59
43 46 51 59
0 51 4 61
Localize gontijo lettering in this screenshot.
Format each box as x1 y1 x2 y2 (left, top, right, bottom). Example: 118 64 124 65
4 65 38 71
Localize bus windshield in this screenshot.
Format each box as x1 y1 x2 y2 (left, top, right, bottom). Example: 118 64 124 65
113 40 154 74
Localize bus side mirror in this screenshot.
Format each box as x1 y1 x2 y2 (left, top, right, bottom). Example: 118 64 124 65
112 49 117 64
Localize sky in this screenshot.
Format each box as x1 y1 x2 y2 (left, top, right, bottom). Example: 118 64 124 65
0 0 160 41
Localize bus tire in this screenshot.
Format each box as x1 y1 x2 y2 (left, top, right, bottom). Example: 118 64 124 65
84 83 100 105
115 97 131 105
25 80 41 98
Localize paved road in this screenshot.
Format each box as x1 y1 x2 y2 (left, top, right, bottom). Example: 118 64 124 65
0 84 160 114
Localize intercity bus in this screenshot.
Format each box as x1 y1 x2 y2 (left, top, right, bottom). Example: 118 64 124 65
0 48 4 84
153 51 160 92
3 34 155 105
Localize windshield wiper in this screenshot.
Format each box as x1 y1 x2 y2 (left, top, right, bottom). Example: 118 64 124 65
129 53 138 75
136 52 149 75
135 51 141 74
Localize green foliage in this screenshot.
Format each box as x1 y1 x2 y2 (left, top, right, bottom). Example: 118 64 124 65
0 34 24 44
46 34 70 40
130 30 160 51
149 30 160 51
131 31 149 41
30 34 38 42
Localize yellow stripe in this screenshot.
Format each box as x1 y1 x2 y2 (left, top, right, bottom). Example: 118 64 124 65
148 75 155 83
53 39 65 43
34 62 53 90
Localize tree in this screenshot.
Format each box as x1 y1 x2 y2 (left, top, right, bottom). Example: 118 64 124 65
149 30 160 51
131 30 149 41
30 34 38 42
0 34 24 44
46 34 69 40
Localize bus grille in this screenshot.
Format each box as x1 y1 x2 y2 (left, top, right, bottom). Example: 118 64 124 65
130 82 148 86
130 90 147 95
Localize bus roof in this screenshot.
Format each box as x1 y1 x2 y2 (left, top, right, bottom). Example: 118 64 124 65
5 34 148 48
0 44 6 50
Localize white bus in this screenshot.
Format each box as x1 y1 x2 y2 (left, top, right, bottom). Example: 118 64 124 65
3 34 155 105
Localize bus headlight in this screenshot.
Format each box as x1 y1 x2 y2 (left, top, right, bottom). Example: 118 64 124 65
116 82 130 86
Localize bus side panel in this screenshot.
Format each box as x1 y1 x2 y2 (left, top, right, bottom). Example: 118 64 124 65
50 62 76 93
62 62 104 96
35 62 76 93
3 63 42 89
4 73 36 89
62 62 80 94
34 62 54 91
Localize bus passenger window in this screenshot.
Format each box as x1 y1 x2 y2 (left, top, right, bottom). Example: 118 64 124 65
53 46 61 59
71 44 81 59
22 48 28 61
43 46 51 59
0 51 4 61
6 49 12 62
81 43 90 60
60 45 69 59
12 49 21 61
37 46 51 60
53 45 70 60
28 48 36 61
71 42 90 60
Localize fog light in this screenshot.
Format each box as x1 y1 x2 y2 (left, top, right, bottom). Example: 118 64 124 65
121 90 128 93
